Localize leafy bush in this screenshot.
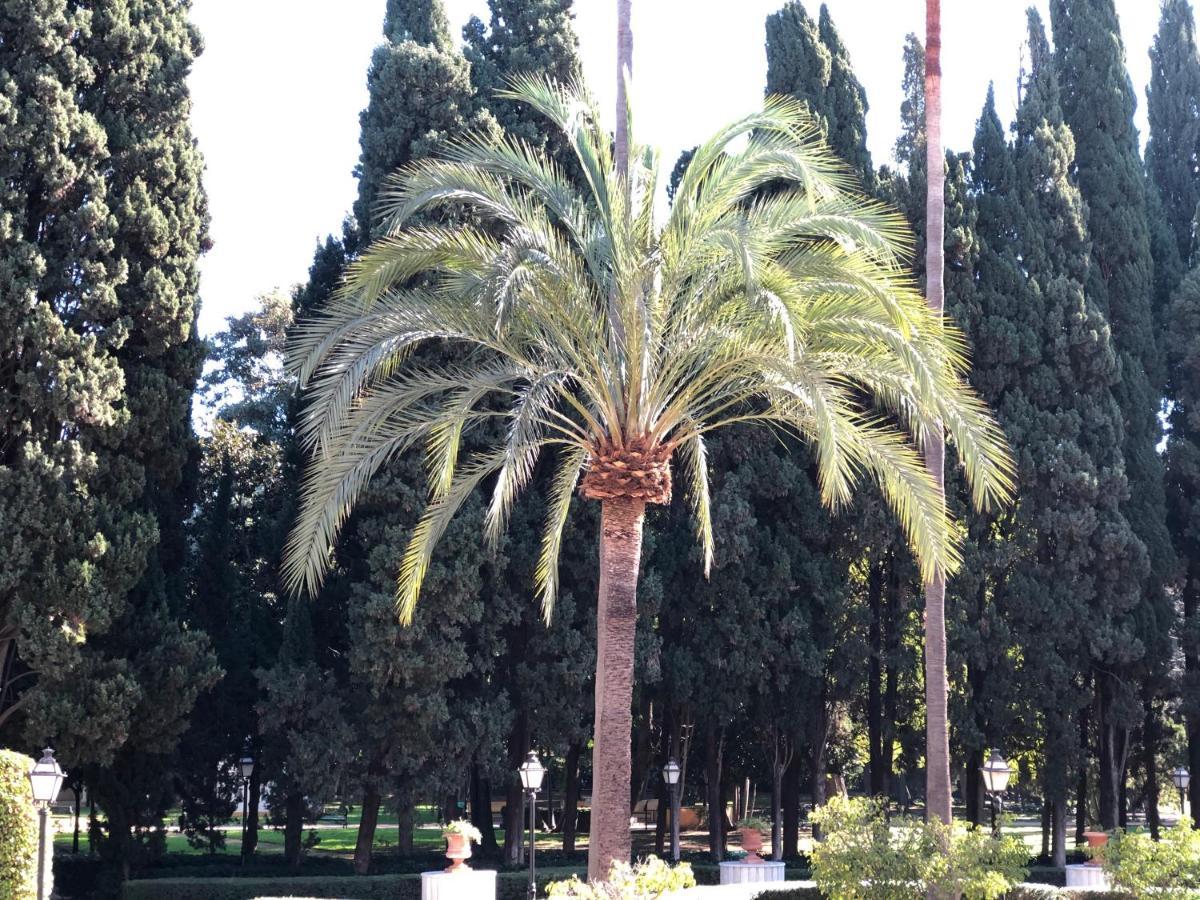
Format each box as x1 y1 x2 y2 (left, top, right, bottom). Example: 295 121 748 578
1101 818 1200 895
442 819 482 841
121 867 583 900
546 855 695 898
0 749 39 900
810 796 1027 900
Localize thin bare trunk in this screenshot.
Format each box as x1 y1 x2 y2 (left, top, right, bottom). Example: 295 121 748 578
354 782 381 876
563 742 582 853
587 497 646 881
923 0 950 833
615 0 633 179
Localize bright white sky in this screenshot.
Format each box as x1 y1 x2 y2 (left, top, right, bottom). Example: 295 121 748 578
188 0 1166 337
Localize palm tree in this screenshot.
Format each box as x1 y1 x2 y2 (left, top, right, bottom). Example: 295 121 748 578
923 0 954 841
282 79 1013 881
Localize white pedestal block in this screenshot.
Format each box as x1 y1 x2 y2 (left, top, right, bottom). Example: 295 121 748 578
421 868 498 900
719 860 787 884
1064 863 1110 889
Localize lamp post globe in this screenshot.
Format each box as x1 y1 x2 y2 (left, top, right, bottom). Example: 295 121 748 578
1171 766 1190 818
519 751 543 899
979 751 1012 838
662 758 681 863
28 748 65 900
240 755 255 780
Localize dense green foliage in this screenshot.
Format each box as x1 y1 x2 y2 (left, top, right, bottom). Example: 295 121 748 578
0 750 38 900
1102 818 1200 894
810 796 1027 900
546 856 695 898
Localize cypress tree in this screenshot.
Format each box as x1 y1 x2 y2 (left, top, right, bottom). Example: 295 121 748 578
1147 0 1200 269
967 8 1145 855
1051 0 1174 830
0 0 149 739
464 0 582 167
354 0 493 240
1153 0 1200 828
51 0 220 871
765 2 872 186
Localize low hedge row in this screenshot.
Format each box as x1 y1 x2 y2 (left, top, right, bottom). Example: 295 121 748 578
121 867 584 900
750 885 1137 899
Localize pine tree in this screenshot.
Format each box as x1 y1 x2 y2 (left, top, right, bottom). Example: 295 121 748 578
354 0 493 240
1051 0 1173 830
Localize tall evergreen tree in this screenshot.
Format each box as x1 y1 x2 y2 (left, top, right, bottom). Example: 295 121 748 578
764 2 872 186
0 0 147 742
1051 0 1173 830
1152 0 1200 829
966 9 1144 857
50 0 220 872
464 0 582 169
354 0 492 240
1147 0 1200 269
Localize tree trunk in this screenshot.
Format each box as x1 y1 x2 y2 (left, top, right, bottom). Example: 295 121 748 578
867 561 885 797
923 0 952 844
587 497 646 881
284 791 305 870
1186 572 1200 828
772 757 785 861
246 763 261 857
1053 795 1067 868
1040 796 1050 859
965 748 983 827
615 0 633 180
882 563 901 804
705 726 724 861
1097 675 1119 830
354 783 381 876
1143 699 1161 839
504 713 530 865
782 753 800 859
563 742 582 853
72 783 82 854
470 763 499 854
397 789 415 854
810 686 829 841
1076 703 1090 843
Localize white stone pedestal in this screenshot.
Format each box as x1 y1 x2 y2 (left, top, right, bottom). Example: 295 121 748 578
1064 863 1110 889
719 860 787 885
421 868 498 900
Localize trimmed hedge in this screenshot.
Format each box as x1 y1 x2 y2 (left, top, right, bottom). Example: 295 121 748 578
0 749 39 900
750 884 1137 899
121 867 584 900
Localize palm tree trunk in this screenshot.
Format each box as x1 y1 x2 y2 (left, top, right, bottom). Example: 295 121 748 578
923 0 952 837
615 0 633 179
587 496 646 881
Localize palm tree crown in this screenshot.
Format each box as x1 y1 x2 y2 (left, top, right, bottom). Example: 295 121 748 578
283 77 1013 618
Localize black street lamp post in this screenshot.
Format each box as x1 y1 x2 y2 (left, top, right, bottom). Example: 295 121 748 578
979 750 1013 839
518 751 544 900
1171 766 1191 820
662 758 681 863
28 748 65 900
239 755 254 866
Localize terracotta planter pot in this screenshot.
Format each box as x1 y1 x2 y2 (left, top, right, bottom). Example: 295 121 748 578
739 827 764 864
1082 830 1108 866
444 832 473 872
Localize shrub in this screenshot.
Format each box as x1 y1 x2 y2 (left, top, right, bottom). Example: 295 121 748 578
546 856 695 898
1101 818 1200 895
810 796 1027 900
0 749 40 900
